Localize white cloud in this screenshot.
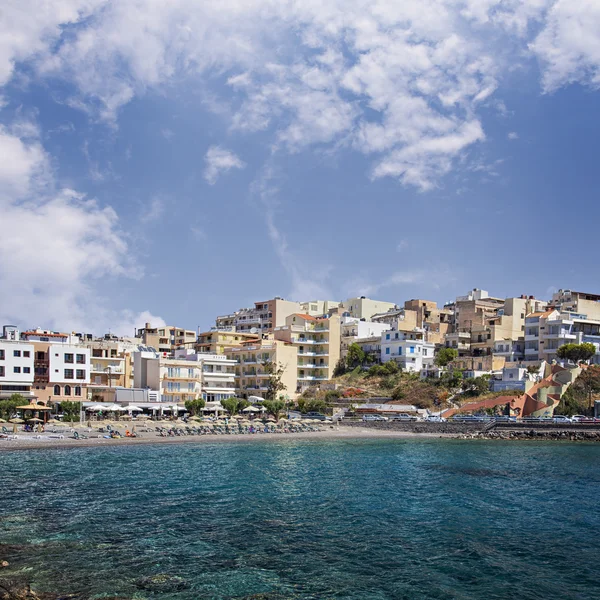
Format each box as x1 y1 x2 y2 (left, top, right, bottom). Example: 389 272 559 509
507 131 519 140
0 123 162 334
2 1 598 191
203 146 246 185
532 0 600 91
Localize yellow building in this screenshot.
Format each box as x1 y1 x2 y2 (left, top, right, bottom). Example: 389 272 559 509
274 313 341 394
136 322 197 353
225 339 298 400
195 330 259 355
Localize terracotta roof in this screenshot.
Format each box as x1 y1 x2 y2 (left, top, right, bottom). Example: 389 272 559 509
292 314 317 321
23 331 68 338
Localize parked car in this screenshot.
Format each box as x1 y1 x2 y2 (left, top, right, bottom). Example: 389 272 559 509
390 413 418 421
451 415 491 422
570 415 600 423
305 412 329 421
552 415 572 424
424 416 447 423
362 414 388 422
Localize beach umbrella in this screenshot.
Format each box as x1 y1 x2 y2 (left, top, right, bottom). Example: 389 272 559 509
9 418 24 424
242 406 259 413
16 403 51 411
126 405 144 412
28 417 44 423
88 404 106 411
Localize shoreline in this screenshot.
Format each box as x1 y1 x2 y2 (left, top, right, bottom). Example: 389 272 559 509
1 426 598 451
0 427 452 451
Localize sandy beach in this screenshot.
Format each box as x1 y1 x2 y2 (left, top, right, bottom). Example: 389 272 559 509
0 426 450 451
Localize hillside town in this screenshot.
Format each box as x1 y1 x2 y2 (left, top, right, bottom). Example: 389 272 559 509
2 288 600 421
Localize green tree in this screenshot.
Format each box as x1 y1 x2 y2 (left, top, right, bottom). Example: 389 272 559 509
462 375 490 397
262 399 286 420
220 397 250 415
184 398 206 416
571 366 600 410
0 395 25 420
60 401 81 423
435 347 458 367
262 360 287 401
333 358 347 377
382 360 399 375
346 343 366 369
557 342 596 364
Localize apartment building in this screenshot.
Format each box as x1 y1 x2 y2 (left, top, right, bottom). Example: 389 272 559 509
195 330 258 355
136 322 196 353
19 329 90 402
0 326 35 399
299 300 341 316
403 299 453 344
85 338 137 388
224 297 303 334
550 289 600 321
453 289 505 334
134 350 237 404
341 297 398 320
225 339 298 399
380 329 435 372
353 336 383 364
274 313 341 394
524 309 600 364
340 317 391 357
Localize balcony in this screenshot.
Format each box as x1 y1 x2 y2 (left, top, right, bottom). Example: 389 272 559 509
298 351 316 356
524 348 539 355
297 375 328 381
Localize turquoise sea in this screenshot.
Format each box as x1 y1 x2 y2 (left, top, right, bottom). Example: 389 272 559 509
1 439 599 599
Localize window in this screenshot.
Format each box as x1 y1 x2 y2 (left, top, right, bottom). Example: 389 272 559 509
23 351 30 358
54 385 60 395
386 334 390 340
64 369 74 379
23 367 31 373
36 351 45 360
398 347 402 355
76 354 86 364
76 369 86 380
64 353 74 363
188 383 194 391
64 385 71 396
385 348 390 355
410 346 415 353
75 386 82 396
13 350 21 357
188 368 195 378
423 349 428 357
0 350 4 360
0 366 4 377
13 366 21 373
395 333 399 339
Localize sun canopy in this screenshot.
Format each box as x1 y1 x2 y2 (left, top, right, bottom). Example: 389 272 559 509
17 404 52 411
126 405 144 412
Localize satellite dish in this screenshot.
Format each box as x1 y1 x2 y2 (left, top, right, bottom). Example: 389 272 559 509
250 327 258 334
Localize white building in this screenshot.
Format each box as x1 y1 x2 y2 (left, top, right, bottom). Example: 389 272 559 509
381 329 435 372
134 350 237 404
341 297 398 320
0 338 35 399
341 317 391 357
48 345 90 400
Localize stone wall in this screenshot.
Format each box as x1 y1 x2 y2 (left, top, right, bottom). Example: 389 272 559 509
339 420 486 434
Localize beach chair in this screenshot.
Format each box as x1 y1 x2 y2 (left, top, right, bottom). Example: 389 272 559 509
1 426 9 435
72 431 88 440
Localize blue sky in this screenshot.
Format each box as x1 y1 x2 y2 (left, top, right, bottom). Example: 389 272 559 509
1 1 600 335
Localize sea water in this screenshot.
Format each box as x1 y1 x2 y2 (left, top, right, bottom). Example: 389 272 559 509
0 439 599 599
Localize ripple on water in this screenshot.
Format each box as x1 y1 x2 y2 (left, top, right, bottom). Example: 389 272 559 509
0 439 599 599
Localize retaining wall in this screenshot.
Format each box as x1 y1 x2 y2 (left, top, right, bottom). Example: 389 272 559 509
339 420 486 434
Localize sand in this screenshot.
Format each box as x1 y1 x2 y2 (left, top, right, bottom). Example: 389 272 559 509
0 426 449 451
